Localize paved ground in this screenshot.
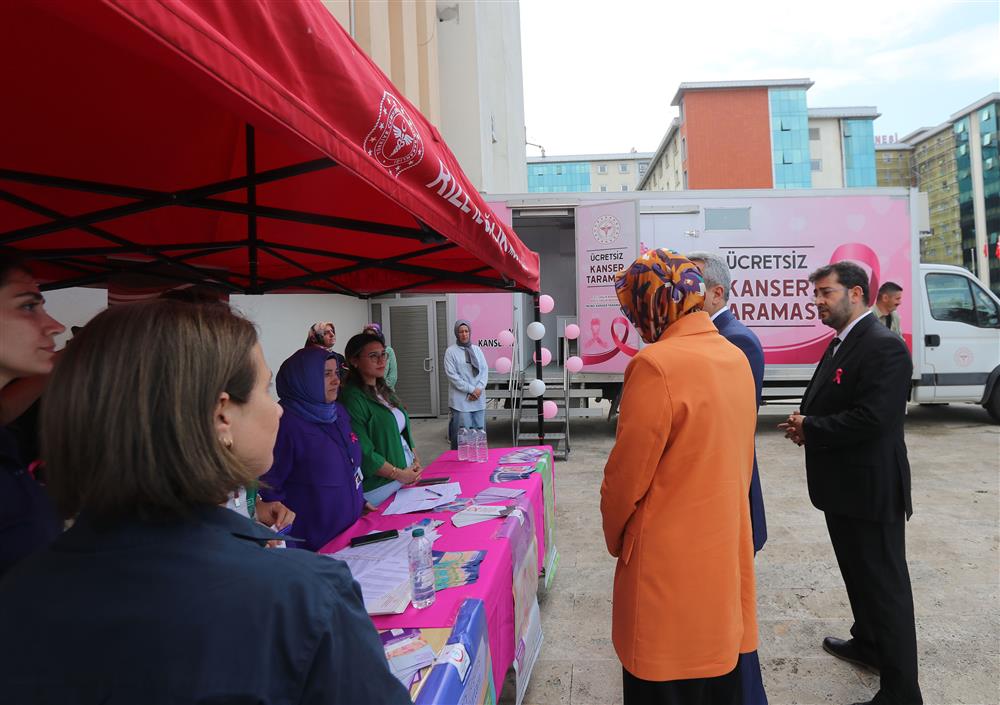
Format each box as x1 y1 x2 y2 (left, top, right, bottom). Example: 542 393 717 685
410 402 999 705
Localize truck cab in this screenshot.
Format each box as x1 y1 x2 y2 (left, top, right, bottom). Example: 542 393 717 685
912 263 1000 420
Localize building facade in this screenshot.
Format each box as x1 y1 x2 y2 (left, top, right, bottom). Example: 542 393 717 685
637 79 879 192
527 152 654 193
891 93 1000 294
875 143 916 188
322 0 527 193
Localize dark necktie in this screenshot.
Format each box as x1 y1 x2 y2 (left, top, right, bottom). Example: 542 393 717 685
804 336 842 408
883 314 892 328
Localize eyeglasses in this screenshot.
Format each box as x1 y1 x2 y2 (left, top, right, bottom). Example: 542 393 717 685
364 351 389 362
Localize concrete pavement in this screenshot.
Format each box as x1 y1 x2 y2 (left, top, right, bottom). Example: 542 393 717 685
410 402 999 705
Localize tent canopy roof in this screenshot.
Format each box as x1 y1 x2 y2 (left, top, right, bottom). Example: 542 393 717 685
0 0 539 296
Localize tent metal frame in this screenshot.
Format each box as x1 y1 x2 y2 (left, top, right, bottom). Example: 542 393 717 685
1 125 531 297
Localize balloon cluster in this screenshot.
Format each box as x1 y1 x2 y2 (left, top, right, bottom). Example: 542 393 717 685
492 294 585 397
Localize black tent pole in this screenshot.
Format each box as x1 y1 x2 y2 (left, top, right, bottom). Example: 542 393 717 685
246 124 259 294
533 293 544 443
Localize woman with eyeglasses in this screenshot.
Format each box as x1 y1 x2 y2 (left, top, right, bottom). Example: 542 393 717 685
340 333 422 508
256 347 364 551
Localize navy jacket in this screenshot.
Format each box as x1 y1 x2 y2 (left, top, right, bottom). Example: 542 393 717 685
0 425 61 578
0 505 410 705
713 310 768 553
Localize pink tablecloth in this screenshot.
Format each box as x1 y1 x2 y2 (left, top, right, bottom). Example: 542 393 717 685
320 447 550 692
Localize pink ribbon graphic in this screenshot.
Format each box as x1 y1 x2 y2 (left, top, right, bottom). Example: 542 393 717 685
581 317 640 366
828 243 881 300
834 368 843 384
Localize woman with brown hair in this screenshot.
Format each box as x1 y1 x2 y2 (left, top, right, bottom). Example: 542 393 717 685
340 332 422 508
0 299 409 704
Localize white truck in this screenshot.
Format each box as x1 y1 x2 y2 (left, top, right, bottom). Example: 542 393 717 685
475 188 1000 425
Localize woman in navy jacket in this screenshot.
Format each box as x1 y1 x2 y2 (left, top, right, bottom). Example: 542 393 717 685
257 347 364 551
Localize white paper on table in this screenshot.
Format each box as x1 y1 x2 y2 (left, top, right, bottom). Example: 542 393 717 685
382 482 462 515
451 504 513 527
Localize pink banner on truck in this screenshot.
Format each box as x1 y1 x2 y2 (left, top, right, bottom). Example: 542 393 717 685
575 201 640 373
646 195 912 364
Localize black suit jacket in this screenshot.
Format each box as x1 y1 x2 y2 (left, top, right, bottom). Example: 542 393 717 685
801 313 913 521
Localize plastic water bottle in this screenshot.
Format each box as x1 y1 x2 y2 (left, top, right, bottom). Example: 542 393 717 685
477 428 489 463
457 427 468 461
408 528 436 609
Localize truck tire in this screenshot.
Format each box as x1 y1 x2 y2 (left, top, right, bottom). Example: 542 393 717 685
986 387 1000 424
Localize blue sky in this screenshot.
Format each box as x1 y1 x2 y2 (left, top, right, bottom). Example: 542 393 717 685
520 0 999 155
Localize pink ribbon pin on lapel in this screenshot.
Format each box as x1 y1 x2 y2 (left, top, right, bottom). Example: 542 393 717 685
834 368 843 384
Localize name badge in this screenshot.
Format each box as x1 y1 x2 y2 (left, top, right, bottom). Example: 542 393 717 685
354 466 363 489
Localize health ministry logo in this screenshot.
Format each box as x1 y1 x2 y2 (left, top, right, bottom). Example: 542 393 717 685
593 215 621 245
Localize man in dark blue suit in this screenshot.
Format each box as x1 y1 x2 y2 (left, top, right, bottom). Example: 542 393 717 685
690 252 767 705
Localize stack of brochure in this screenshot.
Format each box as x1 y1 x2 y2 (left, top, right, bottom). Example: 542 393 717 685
452 504 515 527
474 486 525 504
381 628 437 690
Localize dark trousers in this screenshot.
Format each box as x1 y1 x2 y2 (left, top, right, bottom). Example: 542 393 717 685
738 651 767 705
825 512 922 705
623 664 741 705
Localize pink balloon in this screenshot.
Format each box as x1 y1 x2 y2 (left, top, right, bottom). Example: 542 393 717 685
565 356 583 373
495 356 512 374
564 323 580 340
538 294 555 314
533 347 552 366
542 400 558 419
498 329 515 347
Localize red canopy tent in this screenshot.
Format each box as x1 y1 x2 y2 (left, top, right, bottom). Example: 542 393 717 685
0 0 540 297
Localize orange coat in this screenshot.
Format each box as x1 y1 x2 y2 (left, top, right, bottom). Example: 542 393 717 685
600 311 758 681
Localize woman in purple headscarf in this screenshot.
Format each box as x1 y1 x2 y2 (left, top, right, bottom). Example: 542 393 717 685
256 346 364 551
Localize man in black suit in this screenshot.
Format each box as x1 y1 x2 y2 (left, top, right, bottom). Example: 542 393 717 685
690 251 768 705
779 261 921 705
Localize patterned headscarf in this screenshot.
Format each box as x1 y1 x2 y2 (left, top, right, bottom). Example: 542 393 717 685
614 249 706 344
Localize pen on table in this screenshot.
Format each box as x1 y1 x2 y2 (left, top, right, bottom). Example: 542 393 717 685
424 488 443 497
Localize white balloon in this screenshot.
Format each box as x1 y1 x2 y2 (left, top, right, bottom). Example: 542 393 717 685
526 321 546 341
527 379 546 397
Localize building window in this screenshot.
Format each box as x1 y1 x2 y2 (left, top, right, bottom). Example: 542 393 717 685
986 158 997 170
954 122 966 134
600 185 608 192
638 161 649 175
618 163 629 174
882 154 892 163
983 132 994 146
809 127 820 141
620 184 629 191
681 138 686 161
597 164 608 174
555 166 563 175
811 159 822 171
983 108 993 122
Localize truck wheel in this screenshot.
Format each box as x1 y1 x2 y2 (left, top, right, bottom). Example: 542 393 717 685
986 388 1000 424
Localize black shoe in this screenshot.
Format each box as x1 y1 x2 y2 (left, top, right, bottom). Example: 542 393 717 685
822 636 880 675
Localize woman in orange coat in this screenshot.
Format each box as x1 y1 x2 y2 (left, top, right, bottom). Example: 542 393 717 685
601 249 760 704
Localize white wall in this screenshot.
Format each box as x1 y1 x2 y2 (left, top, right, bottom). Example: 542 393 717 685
437 0 527 193
42 287 108 349
809 118 845 188
229 294 369 393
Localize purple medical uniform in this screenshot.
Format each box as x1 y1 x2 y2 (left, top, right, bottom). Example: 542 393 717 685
259 404 364 551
